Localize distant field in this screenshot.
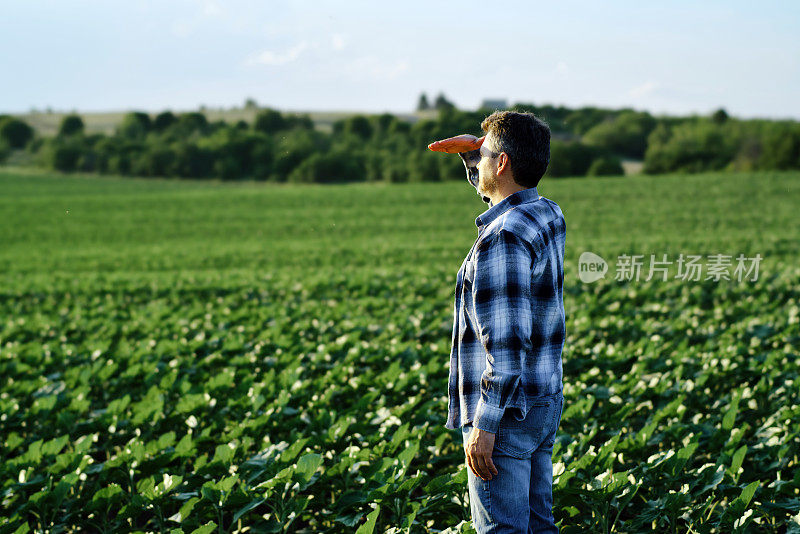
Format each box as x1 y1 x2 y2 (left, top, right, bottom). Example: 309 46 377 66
1 169 798 532
14 108 433 136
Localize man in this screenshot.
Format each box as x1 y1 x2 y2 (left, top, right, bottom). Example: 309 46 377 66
429 111 566 533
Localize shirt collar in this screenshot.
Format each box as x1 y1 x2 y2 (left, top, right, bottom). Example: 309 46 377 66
475 186 541 229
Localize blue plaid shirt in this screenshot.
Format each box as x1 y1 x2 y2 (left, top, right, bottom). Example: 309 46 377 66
445 149 566 433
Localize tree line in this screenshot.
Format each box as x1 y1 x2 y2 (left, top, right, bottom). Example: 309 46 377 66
1 102 798 182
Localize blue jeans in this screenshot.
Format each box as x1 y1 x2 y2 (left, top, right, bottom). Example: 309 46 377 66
461 388 564 533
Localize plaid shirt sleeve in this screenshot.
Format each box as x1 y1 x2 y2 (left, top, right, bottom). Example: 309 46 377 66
470 229 535 434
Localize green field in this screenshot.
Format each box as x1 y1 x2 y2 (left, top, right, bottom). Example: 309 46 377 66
1 169 799 532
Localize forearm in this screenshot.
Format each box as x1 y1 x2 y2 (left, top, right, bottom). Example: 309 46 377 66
473 365 523 434
458 149 492 206
470 231 536 433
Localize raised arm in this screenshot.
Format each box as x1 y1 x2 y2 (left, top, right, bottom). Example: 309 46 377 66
428 134 492 206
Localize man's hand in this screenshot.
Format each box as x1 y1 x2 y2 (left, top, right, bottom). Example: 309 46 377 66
465 427 499 481
428 134 485 154
428 133 492 205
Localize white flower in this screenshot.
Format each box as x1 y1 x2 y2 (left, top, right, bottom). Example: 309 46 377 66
734 509 754 529
553 462 565 477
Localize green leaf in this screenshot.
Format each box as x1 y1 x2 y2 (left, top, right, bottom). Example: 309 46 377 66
729 445 747 483
294 453 323 484
450 467 468 487
733 480 759 509
355 506 380 534
396 472 424 493
174 434 195 457
698 465 725 494
669 441 699 477
212 443 235 464
233 498 266 523
390 422 411 449
722 480 760 524
169 496 200 523
190 521 217 534
24 439 44 463
41 434 70 456
722 390 741 431
336 510 365 528
215 474 239 493
423 474 451 493
397 442 419 472
91 483 124 505
5 432 25 453
334 490 368 511
400 500 422 531
157 431 177 450
158 474 183 496
279 437 310 463
136 477 156 501
200 482 218 502
130 440 146 463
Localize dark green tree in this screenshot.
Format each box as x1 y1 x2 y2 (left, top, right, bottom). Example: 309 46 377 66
333 115 373 140
175 112 209 135
582 111 656 159
287 114 314 130
546 141 604 177
272 128 330 180
587 157 625 176
434 93 455 111
172 142 213 177
758 122 800 170
417 93 430 111
564 107 614 135
643 120 737 174
409 149 441 182
58 114 85 137
134 147 176 177
254 109 287 134
118 112 152 139
50 140 83 171
0 117 34 148
153 111 177 132
288 149 366 183
711 108 729 124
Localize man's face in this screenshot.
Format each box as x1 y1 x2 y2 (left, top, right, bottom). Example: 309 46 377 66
476 133 501 198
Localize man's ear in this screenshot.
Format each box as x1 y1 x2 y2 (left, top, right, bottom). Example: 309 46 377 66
497 152 510 175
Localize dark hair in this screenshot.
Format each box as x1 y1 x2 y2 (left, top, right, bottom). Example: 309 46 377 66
480 111 551 187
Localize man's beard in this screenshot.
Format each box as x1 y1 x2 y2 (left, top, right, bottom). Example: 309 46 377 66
479 173 498 198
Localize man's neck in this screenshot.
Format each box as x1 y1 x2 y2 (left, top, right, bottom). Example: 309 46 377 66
488 180 526 206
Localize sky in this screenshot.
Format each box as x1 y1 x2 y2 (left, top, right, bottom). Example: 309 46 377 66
2 0 799 119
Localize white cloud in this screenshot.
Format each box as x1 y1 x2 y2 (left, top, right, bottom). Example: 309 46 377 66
199 0 222 16
171 20 191 38
347 56 409 81
331 33 346 51
556 61 569 75
244 42 308 66
170 0 225 37
629 80 660 98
